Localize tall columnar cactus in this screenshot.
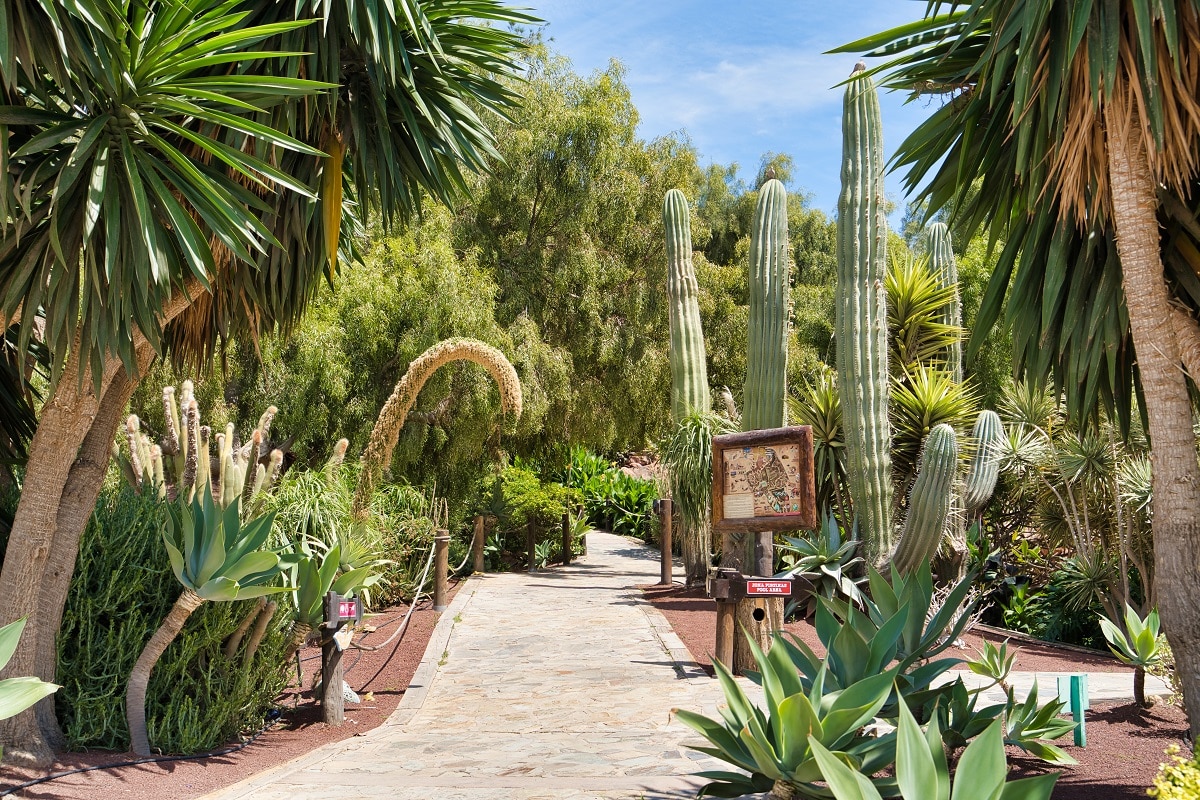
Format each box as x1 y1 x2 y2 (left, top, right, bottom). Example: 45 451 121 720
964 409 1003 514
892 424 958 575
835 63 895 564
927 222 962 383
743 178 790 431
664 190 711 422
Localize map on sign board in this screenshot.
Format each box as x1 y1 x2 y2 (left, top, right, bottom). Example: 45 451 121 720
721 443 805 519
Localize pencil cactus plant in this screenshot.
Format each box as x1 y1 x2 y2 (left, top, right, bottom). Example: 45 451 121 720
835 66 1002 573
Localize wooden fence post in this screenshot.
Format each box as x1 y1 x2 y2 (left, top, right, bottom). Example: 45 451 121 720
472 515 485 573
527 522 537 573
658 498 673 586
561 512 571 565
433 529 449 611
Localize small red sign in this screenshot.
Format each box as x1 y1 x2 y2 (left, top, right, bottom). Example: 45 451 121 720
745 580 792 596
338 599 359 619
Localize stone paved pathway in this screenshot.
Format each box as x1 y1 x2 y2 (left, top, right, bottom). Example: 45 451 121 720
201 531 1168 800
202 532 747 800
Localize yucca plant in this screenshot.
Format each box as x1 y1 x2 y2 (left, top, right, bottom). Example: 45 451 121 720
885 257 963 376
788 369 847 521
809 694 1059 800
890 366 977 497
1100 604 1166 709
126 488 286 756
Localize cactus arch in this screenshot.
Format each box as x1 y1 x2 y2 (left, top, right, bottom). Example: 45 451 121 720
353 338 523 518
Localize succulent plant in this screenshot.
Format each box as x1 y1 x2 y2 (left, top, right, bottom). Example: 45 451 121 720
663 189 711 422
743 178 790 432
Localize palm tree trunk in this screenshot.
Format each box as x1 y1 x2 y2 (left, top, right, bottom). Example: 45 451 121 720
127 588 204 756
1105 100 1200 739
680 519 709 588
1134 666 1148 709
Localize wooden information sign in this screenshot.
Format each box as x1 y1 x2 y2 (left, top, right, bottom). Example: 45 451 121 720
711 426 817 533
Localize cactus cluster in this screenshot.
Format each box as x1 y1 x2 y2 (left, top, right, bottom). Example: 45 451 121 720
121 380 292 514
664 189 711 422
836 65 1003 573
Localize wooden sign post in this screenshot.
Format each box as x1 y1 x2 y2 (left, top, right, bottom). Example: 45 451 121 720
711 426 816 672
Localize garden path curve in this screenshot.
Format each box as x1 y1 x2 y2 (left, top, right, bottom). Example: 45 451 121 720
199 531 750 800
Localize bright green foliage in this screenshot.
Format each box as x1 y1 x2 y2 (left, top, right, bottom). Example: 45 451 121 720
743 178 790 431
809 699 1058 800
0 618 58 724
835 65 894 564
1000 682 1077 764
886 258 962 376
893 424 958 575
660 413 735 532
777 514 866 618
57 487 289 753
674 659 898 798
477 465 584 561
288 543 383 629
664 190 711 421
789 369 846 519
1149 743 1200 799
1100 604 1165 669
163 489 286 603
965 639 1015 690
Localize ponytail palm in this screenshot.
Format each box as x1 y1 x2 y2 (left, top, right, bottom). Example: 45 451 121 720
839 0 1200 736
127 488 285 756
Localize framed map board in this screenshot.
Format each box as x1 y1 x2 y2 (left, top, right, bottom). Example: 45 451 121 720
711 426 816 533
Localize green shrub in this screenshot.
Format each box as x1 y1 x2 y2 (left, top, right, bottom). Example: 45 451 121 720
475 465 580 565
57 486 288 753
1149 743 1200 799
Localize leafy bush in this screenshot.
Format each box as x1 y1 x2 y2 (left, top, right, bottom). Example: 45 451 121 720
557 449 657 541
1150 743 1200 799
57 487 288 753
475 465 580 566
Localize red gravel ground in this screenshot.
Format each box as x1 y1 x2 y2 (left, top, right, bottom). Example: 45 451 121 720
643 584 1191 800
0 585 457 800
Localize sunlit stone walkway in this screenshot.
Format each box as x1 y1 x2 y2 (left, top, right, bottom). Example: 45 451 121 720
201 531 746 800
201 531 1167 800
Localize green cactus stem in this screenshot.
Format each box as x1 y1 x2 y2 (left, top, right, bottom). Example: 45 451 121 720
835 63 894 564
664 189 711 421
927 222 962 382
964 409 1003 514
743 178 790 431
892 424 958 575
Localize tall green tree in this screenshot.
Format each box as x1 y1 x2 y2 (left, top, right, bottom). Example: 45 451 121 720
840 1 1200 735
0 0 531 763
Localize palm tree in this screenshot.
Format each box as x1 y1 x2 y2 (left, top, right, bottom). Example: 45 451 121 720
0 0 532 763
838 2 1200 735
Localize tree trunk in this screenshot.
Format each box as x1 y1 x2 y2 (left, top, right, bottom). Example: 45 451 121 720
1134 666 1148 709
127 588 204 756
680 518 709 588
0 288 195 764
282 621 315 666
1106 100 1200 739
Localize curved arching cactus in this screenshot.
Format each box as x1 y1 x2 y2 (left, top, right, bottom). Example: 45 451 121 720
353 337 523 517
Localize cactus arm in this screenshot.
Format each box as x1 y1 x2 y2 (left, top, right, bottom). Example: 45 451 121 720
892 424 959 575
926 222 962 382
743 178 790 431
664 190 712 421
964 409 1003 514
835 63 895 564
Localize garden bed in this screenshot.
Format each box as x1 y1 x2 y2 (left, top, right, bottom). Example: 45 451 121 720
643 584 1189 800
0 588 456 800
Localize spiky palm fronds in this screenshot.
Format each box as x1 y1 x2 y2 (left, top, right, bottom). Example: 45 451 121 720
890 366 976 492
886 256 963 375
789 369 847 520
659 411 735 532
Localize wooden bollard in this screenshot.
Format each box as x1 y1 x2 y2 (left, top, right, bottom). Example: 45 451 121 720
657 498 673 586
527 522 537 572
320 639 345 725
472 515 485 573
715 599 735 668
433 529 450 611
561 512 571 565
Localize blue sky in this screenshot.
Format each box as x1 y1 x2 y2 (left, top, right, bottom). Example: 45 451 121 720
525 0 936 219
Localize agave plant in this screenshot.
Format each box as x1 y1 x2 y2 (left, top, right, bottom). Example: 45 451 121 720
809 694 1059 800
674 653 899 799
282 542 383 663
0 618 58 738
776 514 865 618
126 488 287 756
1100 604 1166 709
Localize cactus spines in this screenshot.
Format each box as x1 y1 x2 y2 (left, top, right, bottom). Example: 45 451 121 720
836 64 894 565
926 222 962 382
964 409 1003 514
664 190 711 421
354 338 523 517
892 424 958 575
743 178 790 431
